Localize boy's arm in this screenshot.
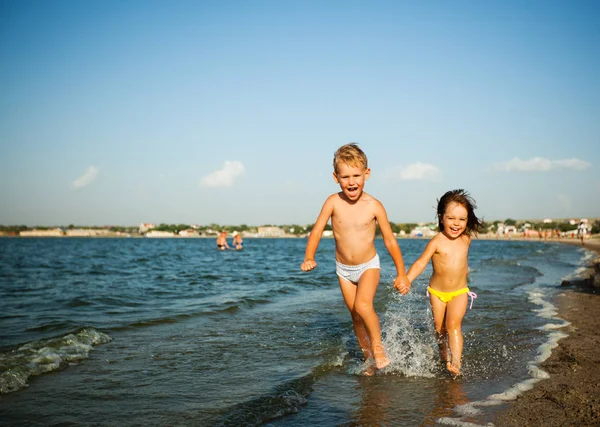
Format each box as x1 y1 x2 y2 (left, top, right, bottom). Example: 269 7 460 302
374 201 411 293
406 237 438 283
301 196 334 272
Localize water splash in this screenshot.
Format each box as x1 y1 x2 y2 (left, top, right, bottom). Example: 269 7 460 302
380 287 437 377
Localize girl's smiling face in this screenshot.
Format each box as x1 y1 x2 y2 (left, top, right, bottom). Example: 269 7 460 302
441 202 468 239
333 162 370 202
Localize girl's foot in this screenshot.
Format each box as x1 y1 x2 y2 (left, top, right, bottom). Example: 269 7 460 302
446 361 461 376
372 342 391 370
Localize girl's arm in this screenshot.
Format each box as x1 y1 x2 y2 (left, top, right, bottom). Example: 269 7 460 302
301 196 334 271
406 237 438 283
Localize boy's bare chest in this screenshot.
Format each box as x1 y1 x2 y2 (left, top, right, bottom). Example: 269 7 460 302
331 207 374 229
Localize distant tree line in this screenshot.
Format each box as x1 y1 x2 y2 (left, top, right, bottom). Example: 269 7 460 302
1 218 598 235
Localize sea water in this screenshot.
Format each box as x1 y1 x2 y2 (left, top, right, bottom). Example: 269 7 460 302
0 237 592 426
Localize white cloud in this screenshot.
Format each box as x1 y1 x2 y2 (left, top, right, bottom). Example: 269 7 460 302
557 194 572 211
384 162 442 182
492 157 591 172
200 161 245 188
71 166 99 189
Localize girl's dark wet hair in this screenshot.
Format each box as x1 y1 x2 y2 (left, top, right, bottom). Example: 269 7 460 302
437 189 483 237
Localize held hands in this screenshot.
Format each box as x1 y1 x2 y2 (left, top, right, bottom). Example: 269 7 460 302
301 259 317 272
393 275 411 295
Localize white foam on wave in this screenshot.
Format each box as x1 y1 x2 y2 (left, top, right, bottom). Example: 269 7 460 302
0 328 112 394
563 266 589 280
580 248 596 264
436 417 494 427
533 330 568 364
561 248 596 281
528 364 550 380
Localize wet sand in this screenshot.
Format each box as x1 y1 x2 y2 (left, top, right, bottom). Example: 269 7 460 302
493 237 600 426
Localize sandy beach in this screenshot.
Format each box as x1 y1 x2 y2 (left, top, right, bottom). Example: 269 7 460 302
493 237 600 426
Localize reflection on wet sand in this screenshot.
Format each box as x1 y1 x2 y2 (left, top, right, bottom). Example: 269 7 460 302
352 377 394 426
420 377 469 426
348 374 469 426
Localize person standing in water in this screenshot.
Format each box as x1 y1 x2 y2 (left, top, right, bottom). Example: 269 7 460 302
400 189 483 376
301 143 410 374
216 231 230 250
232 231 243 250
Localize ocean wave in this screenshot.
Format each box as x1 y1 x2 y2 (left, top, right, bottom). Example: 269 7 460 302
111 295 276 330
213 368 329 426
0 328 112 394
24 320 78 333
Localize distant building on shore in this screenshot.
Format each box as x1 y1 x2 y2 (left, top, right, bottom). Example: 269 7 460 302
410 224 436 238
139 223 156 234
257 226 285 237
178 229 199 237
20 228 64 237
145 230 176 238
65 228 111 237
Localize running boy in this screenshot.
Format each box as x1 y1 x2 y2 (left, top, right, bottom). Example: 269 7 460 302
301 143 410 372
399 189 483 376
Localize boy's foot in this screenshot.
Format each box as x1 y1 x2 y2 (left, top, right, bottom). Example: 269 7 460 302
359 347 376 376
361 359 376 376
372 342 391 370
446 361 461 376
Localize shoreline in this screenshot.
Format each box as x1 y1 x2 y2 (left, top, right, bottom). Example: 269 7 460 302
493 238 600 426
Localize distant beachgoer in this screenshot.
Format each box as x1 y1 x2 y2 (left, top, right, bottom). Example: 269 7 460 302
232 231 243 250
300 143 410 375
401 189 483 376
578 222 587 245
216 231 230 250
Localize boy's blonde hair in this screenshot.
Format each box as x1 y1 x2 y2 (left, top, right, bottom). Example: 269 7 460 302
333 143 368 174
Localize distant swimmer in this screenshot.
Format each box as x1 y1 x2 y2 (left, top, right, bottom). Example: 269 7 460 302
301 143 410 375
401 189 483 376
216 231 230 251
232 231 243 250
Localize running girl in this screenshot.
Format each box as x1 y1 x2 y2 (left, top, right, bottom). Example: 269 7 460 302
398 189 483 375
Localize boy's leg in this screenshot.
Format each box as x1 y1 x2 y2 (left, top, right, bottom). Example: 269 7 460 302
338 276 373 362
444 293 468 375
355 269 390 369
429 294 449 365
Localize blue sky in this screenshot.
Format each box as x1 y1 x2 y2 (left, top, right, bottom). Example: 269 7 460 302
1 0 599 226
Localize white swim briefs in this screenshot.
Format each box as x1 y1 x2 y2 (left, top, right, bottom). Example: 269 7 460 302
335 253 380 284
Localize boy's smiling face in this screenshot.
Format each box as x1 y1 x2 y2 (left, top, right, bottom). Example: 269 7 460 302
333 162 370 202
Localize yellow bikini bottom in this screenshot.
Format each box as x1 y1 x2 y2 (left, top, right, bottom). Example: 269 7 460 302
427 286 477 309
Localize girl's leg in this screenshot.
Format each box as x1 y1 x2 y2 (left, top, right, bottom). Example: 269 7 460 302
444 293 468 375
338 277 373 363
429 294 449 364
355 269 390 369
